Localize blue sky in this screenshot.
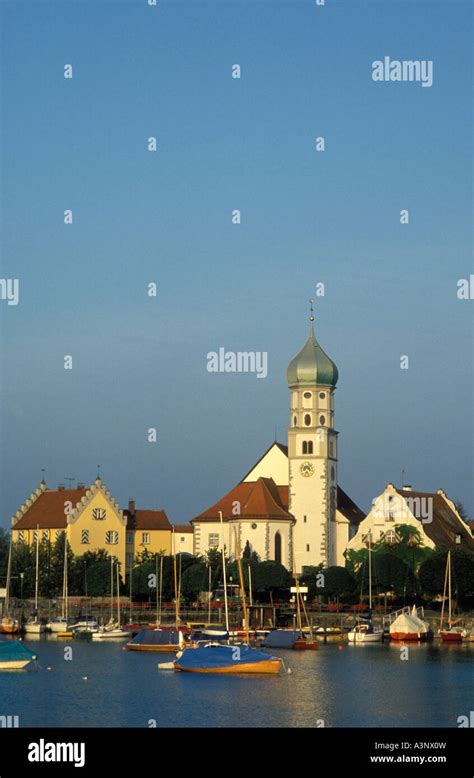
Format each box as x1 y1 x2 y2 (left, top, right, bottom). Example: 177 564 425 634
0 0 472 527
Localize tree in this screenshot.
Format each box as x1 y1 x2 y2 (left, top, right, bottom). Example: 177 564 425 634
180 562 208 601
319 566 357 602
419 549 474 605
0 529 9 585
254 561 290 591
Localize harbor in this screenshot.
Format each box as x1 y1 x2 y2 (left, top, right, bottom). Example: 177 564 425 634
0 633 473 728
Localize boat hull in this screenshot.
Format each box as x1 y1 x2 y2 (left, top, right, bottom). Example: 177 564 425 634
127 643 179 651
0 660 33 671
0 624 19 635
174 658 282 674
440 631 464 643
92 631 130 640
347 632 383 643
293 638 319 650
24 624 45 634
390 632 427 641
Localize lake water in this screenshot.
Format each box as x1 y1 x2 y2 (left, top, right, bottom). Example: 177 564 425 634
1 636 472 728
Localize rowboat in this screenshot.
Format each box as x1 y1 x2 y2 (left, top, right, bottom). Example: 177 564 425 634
0 641 38 671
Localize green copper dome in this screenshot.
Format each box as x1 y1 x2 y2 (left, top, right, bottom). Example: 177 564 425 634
286 321 338 388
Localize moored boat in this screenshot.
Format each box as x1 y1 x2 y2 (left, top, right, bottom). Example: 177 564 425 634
0 616 20 635
347 622 384 643
439 551 466 643
126 628 183 652
390 607 429 641
0 641 38 671
173 643 282 674
0 536 19 634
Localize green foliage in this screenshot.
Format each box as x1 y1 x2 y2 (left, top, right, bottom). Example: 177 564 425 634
418 549 474 603
0 529 9 585
254 561 290 591
180 563 208 601
319 566 357 598
358 552 417 597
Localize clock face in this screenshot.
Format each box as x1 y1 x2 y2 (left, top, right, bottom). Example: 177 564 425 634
300 462 315 478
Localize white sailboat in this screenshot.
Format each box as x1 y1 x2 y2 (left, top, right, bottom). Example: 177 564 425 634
24 524 45 634
439 551 467 643
92 557 130 640
48 532 72 633
348 532 383 644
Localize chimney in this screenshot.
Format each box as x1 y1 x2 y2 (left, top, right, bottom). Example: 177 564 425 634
128 499 136 515
402 484 413 492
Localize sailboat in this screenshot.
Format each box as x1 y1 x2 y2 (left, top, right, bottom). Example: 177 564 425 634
92 558 130 640
0 533 20 634
172 521 282 674
48 533 72 633
292 569 318 650
24 525 45 634
439 551 467 643
348 533 383 644
389 605 429 641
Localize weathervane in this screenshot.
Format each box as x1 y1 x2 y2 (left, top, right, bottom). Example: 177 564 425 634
309 298 315 322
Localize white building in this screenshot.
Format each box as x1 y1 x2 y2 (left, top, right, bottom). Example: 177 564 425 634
192 315 364 571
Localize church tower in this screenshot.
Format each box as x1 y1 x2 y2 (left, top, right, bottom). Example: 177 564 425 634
286 305 339 572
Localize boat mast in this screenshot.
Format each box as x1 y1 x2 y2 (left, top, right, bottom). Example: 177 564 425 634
173 528 179 632
218 511 229 633
368 531 372 613
110 556 114 623
440 551 449 630
207 563 212 624
34 523 40 614
233 527 249 646
248 563 253 607
158 555 163 627
116 560 120 626
4 532 13 619
61 531 68 622
448 550 452 627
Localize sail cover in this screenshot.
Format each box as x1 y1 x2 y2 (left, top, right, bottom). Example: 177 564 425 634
128 629 180 646
0 641 37 661
390 612 427 635
262 630 299 648
175 644 276 670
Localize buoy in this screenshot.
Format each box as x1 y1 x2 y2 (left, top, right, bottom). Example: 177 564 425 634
81 676 88 681
287 667 292 674
47 666 52 671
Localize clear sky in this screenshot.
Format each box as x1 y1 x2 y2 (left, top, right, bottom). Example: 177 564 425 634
0 0 472 528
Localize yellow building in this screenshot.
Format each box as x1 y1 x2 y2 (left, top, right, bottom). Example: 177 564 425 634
10 478 185 573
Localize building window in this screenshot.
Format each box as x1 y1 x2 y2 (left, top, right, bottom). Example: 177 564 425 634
32 530 38 543
81 529 89 544
302 441 313 454
274 532 282 564
17 531 25 543
126 552 133 567
319 392 325 400
142 532 150 545
42 530 49 542
208 533 220 549
331 466 335 481
304 414 311 426
387 511 395 522
303 515 307 523
306 544 310 552
180 537 185 543
55 530 62 541
293 415 297 426
319 415 325 425
455 535 461 544
303 391 312 399
126 533 133 544
385 530 397 545
105 530 118 545
92 507 107 520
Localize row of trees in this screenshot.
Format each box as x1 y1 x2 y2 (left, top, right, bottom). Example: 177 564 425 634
1 526 474 605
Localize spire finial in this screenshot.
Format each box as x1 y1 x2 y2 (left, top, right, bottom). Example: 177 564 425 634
309 298 315 322
40 468 46 485
96 464 101 480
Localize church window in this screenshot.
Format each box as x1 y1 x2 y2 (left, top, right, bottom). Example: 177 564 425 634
304 414 311 426
319 392 325 399
274 532 282 564
331 466 335 481
303 392 312 399
251 523 257 529
142 532 150 545
302 441 313 454
81 529 89 544
319 415 325 425
303 515 307 523
208 533 220 549
105 530 118 545
293 416 297 426
306 544 310 552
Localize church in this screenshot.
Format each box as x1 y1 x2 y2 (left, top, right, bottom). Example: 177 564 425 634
191 313 365 572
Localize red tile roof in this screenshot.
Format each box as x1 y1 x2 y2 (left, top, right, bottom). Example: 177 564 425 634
13 488 88 529
172 524 193 533
124 509 171 531
191 477 294 523
395 489 474 551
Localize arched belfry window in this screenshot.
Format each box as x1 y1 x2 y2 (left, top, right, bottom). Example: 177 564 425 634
274 531 282 564
304 414 311 426
303 441 313 455
293 415 297 426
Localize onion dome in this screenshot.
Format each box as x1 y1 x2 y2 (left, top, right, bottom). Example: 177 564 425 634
286 318 338 388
